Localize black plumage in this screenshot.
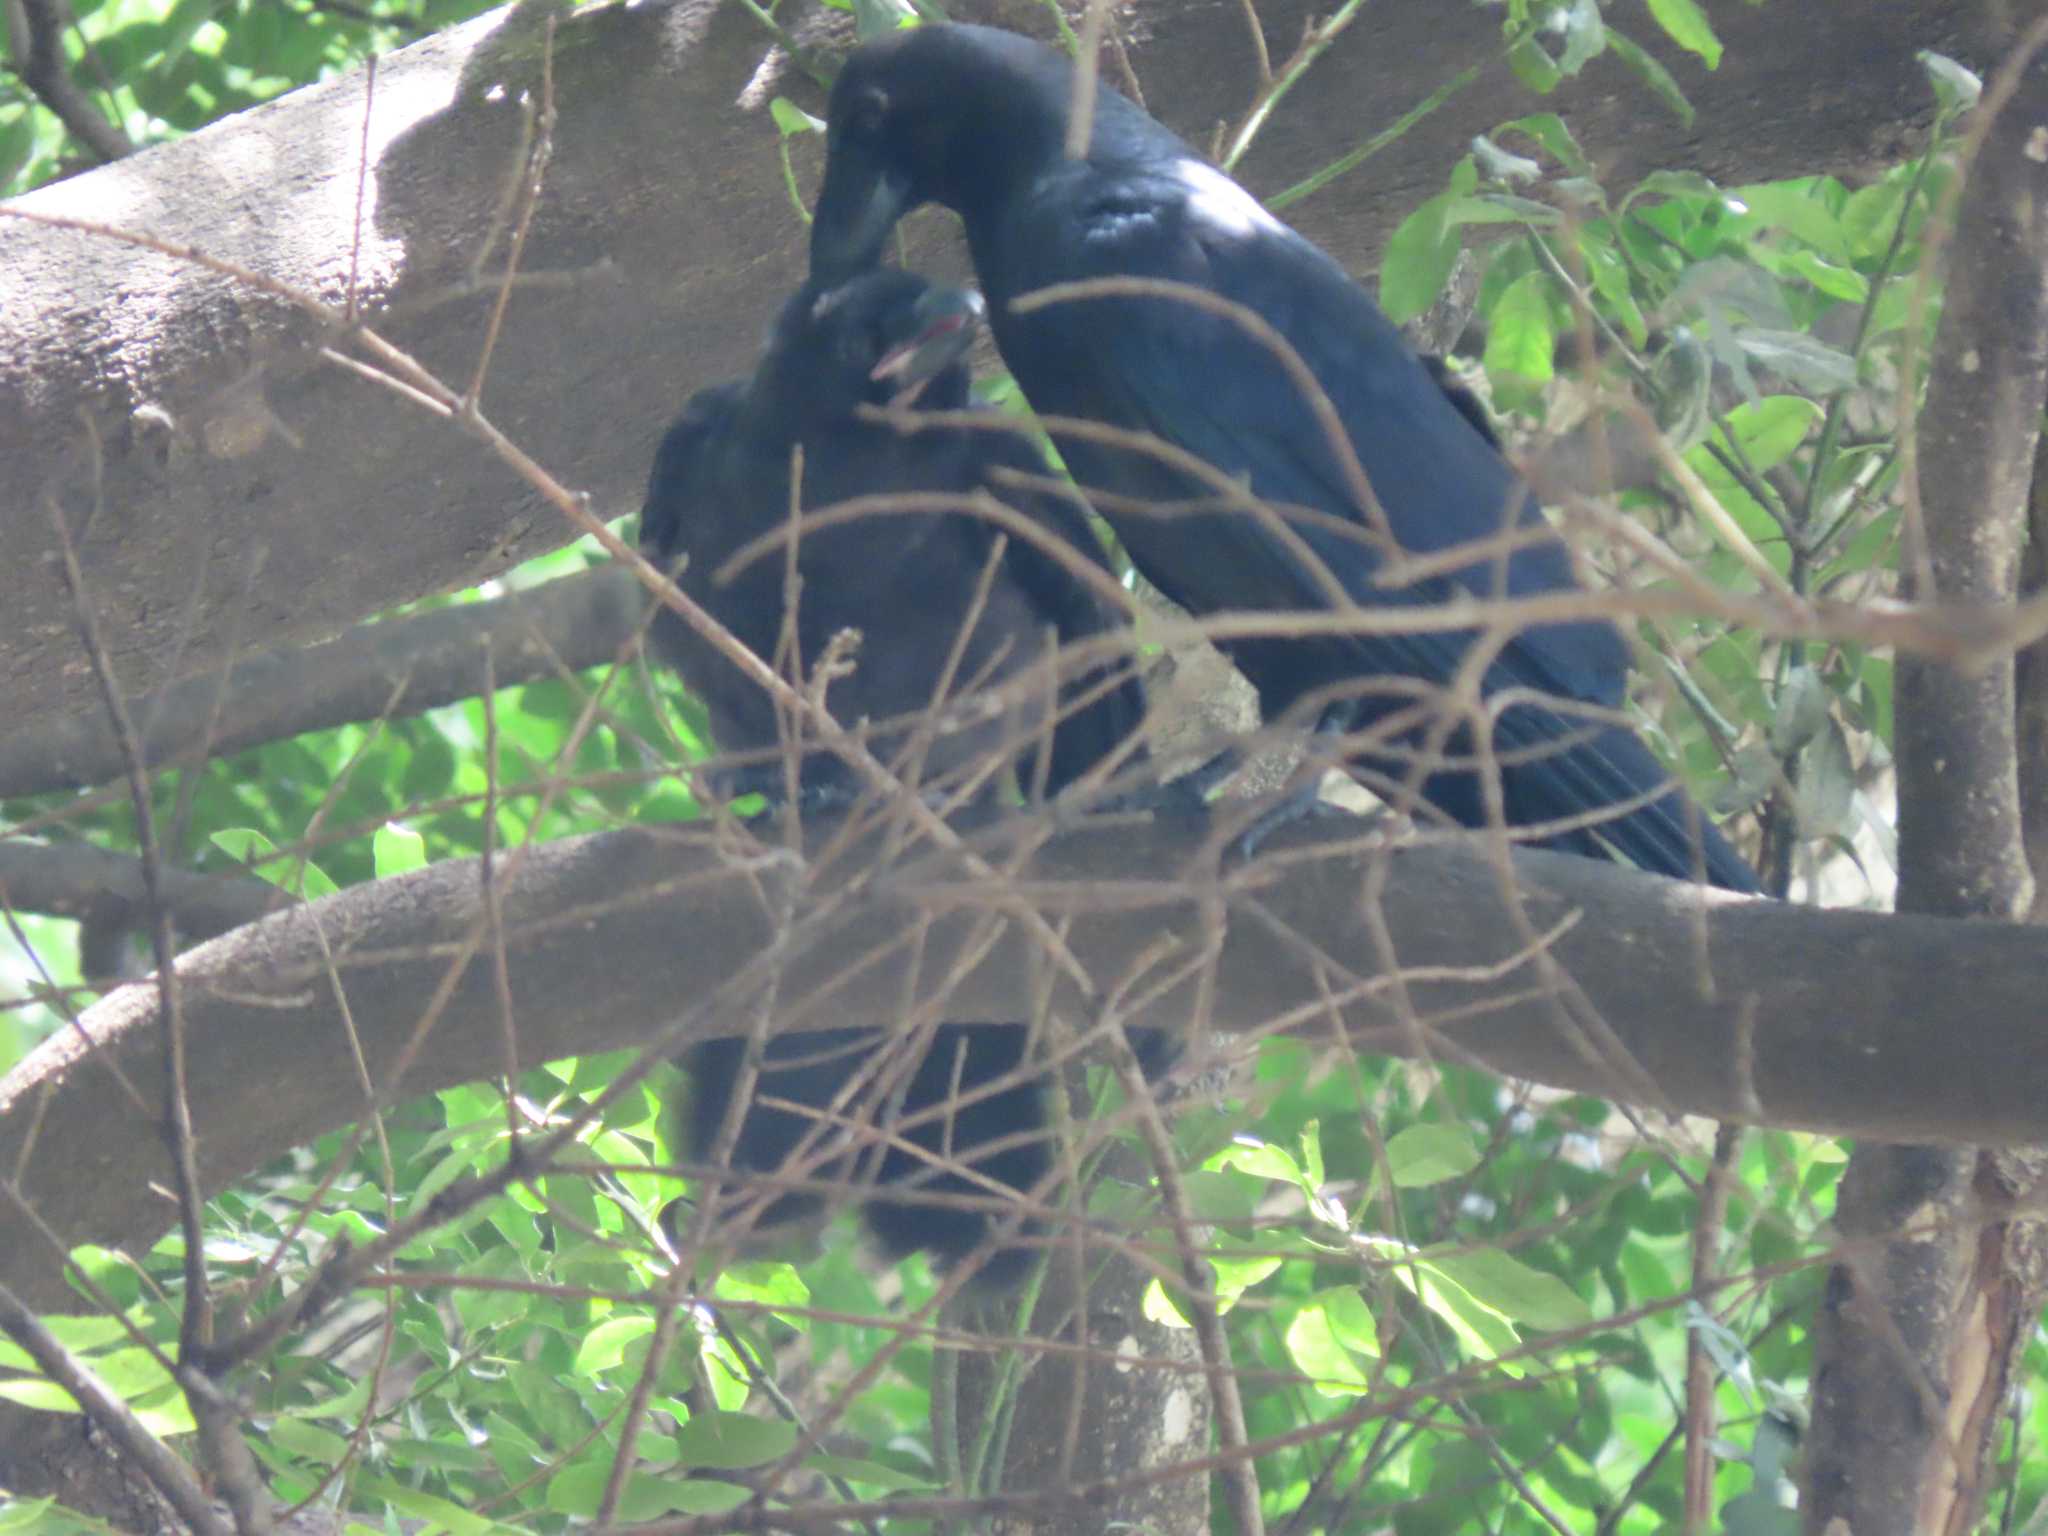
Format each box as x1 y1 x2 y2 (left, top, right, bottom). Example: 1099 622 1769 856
640 268 1153 1279
808 24 1758 892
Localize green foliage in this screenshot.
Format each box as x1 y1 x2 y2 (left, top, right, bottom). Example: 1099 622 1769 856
2 0 507 195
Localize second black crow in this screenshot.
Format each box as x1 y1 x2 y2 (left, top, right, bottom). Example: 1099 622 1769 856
808 23 1758 892
640 268 1154 1281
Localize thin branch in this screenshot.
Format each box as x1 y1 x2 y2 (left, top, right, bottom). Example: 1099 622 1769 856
0 840 287 942
0 1280 227 1536
2 0 133 163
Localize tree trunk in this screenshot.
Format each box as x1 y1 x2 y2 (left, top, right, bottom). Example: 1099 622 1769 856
1805 20 2048 1533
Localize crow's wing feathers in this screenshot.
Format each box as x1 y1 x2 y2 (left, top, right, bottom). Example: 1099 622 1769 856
998 156 1755 888
1006 157 1628 707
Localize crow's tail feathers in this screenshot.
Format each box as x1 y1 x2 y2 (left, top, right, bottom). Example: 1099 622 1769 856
1491 709 1760 894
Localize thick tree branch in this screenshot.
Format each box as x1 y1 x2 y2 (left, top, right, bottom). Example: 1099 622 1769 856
3 813 2046 1323
0 564 644 799
0 839 287 943
0 0 1978 728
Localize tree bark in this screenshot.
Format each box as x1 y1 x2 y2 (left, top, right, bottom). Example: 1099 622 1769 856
1806 21 2048 1535
0 563 645 798
0 839 287 943
0 0 1979 728
8 811 2048 1328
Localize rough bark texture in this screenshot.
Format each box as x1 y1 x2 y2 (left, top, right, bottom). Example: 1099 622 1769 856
947 1113 1213 1535
0 0 1977 731
950 1138 1211 1536
1807 22 2048 1535
0 563 644 798
0 839 286 944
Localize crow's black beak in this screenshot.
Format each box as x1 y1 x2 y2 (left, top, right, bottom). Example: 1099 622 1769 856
870 285 985 403
810 148 913 283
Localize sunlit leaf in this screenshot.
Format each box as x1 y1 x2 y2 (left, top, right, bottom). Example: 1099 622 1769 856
1284 1292 1375 1395
373 819 427 878
1379 157 1479 322
673 1410 800 1469
1425 1248 1594 1329
1645 0 1721 67
1917 50 1981 112
1385 1123 1482 1187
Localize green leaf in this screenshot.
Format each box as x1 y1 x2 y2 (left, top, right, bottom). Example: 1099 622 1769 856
1719 1489 1802 1536
210 828 338 900
1644 0 1721 67
1283 1292 1375 1395
1719 395 1823 473
1605 26 1694 126
1624 169 1719 217
1174 1168 1262 1224
541 1460 746 1518
401 728 457 801
1917 50 1981 112
1470 137 1542 186
1496 112 1590 176
1378 157 1478 323
1443 192 1561 227
1654 330 1715 451
1508 34 1562 95
1385 1123 1482 1187
1731 183 1852 262
1795 720 1857 839
1212 1137 1305 1188
768 96 823 137
575 1314 656 1374
351 1480 498 1536
1840 178 1912 264
806 1455 940 1492
1581 234 1647 346
673 1410 799 1470
268 1417 353 1462
714 1262 810 1313
1394 1256 1524 1368
1299 1117 1326 1190
849 0 915 39
0 1378 90 1414
1734 330 1859 393
1142 1276 1191 1328
1481 270 1556 412
0 112 35 191
1768 666 1831 757
1772 248 1870 304
1555 0 1605 76
658 1480 755 1516
373 820 427 879
1210 1252 1286 1310
1425 1248 1594 1329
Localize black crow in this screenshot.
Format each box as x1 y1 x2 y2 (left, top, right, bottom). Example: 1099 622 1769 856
640 267 1155 1281
808 23 1758 892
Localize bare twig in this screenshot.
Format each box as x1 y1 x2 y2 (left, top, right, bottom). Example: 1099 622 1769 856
2 0 133 163
345 54 377 322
